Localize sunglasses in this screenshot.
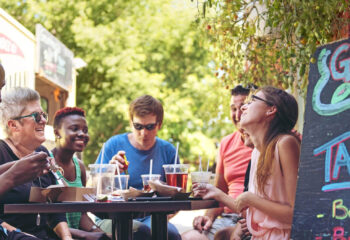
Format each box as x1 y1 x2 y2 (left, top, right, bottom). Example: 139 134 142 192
12 111 48 123
248 95 274 106
133 122 158 131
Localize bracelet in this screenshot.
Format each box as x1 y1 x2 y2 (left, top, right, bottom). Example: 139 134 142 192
89 225 99 232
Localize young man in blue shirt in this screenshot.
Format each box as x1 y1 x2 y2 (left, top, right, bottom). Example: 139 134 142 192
95 95 180 240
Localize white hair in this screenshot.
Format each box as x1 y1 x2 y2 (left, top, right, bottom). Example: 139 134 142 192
0 87 40 137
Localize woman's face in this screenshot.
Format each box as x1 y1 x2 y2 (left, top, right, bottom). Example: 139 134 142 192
240 91 273 132
15 100 47 148
56 114 89 152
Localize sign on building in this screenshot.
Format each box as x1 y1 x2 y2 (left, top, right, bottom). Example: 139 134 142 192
36 24 74 91
292 38 350 239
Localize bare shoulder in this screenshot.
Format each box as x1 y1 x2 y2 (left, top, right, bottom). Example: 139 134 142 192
277 134 300 150
77 158 87 172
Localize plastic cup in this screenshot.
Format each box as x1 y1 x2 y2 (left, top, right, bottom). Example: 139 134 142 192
191 172 212 185
141 174 161 191
209 173 216 185
163 164 189 190
88 164 116 195
113 175 129 191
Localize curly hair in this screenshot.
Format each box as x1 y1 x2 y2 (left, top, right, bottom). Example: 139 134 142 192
53 107 85 129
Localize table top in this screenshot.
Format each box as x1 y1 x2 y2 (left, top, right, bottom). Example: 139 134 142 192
4 199 218 214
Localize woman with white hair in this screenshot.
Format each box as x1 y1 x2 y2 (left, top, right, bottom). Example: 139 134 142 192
0 87 73 240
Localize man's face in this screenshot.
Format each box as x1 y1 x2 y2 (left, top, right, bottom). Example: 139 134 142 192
230 94 248 128
131 114 161 150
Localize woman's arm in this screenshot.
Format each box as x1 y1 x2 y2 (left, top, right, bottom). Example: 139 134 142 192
235 135 300 224
53 222 73 240
78 160 105 233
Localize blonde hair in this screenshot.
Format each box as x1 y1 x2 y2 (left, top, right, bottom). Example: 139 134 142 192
0 87 40 137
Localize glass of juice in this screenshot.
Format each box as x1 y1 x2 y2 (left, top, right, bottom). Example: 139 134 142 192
190 171 212 185
163 164 189 190
141 174 161 192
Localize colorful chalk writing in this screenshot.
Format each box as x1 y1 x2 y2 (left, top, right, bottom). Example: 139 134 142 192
314 131 350 191
292 38 350 239
333 199 350 220
312 43 350 116
314 226 350 239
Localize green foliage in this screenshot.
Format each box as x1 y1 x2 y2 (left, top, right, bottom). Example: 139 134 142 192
197 0 350 95
1 0 235 166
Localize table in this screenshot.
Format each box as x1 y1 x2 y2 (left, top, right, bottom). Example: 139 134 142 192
4 199 218 240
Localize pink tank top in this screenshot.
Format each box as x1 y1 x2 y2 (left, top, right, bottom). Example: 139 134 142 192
246 145 292 240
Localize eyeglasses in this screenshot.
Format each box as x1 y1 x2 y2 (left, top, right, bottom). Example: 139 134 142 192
133 122 158 131
248 95 274 106
12 112 48 123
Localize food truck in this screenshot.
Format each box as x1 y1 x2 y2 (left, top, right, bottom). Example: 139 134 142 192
0 8 81 145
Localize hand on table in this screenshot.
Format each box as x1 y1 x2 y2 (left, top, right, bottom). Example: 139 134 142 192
192 216 213 233
109 151 128 173
192 183 224 201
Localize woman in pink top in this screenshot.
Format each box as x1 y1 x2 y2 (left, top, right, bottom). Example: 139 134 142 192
194 86 300 240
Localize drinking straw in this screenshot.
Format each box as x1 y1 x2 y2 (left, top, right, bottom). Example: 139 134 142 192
116 163 123 190
199 155 202 172
149 159 153 176
174 142 179 173
206 157 210 172
97 143 105 196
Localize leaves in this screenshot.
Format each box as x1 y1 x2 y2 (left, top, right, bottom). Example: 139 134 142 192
198 0 350 94
1 0 234 165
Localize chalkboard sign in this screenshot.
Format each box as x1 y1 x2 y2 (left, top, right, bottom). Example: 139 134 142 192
291 38 350 239
36 24 73 90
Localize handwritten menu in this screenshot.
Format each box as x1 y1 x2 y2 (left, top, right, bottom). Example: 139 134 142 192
291 38 350 239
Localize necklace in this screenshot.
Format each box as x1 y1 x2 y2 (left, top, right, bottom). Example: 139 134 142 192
5 138 33 159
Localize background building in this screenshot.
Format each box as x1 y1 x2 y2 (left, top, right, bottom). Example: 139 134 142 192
0 8 80 147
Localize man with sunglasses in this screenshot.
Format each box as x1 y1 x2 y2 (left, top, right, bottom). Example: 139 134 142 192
182 84 255 240
95 95 181 240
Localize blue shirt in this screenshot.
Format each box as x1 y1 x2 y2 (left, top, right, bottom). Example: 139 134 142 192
95 133 178 189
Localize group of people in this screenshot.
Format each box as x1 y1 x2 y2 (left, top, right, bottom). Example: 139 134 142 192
0 61 301 240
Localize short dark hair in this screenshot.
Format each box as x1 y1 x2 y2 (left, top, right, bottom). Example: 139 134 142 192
231 84 258 96
53 107 86 129
129 95 164 124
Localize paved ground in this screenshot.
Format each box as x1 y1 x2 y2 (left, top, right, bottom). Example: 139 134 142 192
169 209 206 234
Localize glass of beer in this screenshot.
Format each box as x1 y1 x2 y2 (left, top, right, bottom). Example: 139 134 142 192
163 164 189 190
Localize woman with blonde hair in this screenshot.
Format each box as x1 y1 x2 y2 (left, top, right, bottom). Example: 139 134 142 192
194 86 301 239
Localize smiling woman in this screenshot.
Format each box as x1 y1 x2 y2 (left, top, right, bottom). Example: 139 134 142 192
51 107 108 239
0 87 73 240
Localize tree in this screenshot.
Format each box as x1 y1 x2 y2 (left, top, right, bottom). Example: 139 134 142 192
197 0 350 95
1 0 234 166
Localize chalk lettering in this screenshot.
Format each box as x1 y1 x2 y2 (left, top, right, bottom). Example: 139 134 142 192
314 132 350 191
332 199 349 220
312 45 350 116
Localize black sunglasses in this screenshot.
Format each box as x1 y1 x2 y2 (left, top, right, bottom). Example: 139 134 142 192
250 95 274 106
133 122 158 131
12 111 48 123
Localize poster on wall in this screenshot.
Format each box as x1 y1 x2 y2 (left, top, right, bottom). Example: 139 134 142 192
291 38 350 239
36 24 73 90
